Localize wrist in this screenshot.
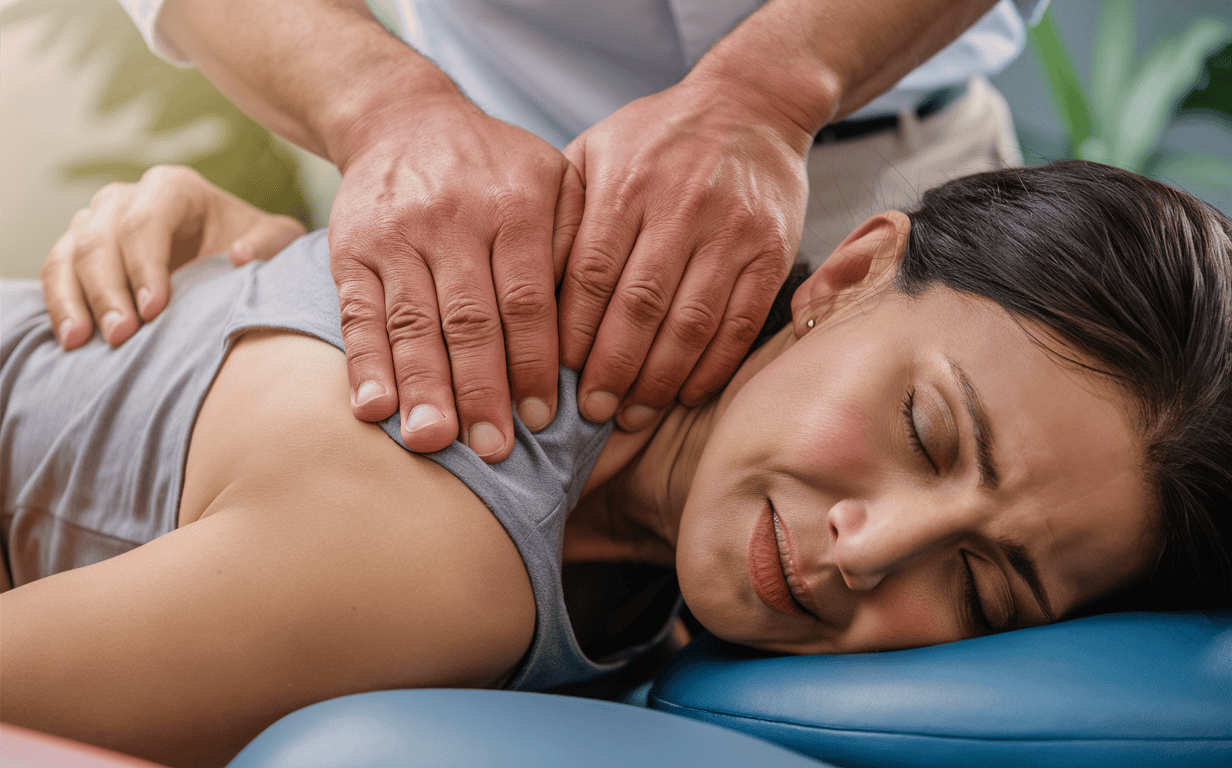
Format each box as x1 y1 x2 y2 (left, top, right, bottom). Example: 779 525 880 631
686 44 839 155
315 51 469 173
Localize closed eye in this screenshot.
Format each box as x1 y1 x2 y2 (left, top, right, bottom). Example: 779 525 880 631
961 550 993 635
902 389 938 473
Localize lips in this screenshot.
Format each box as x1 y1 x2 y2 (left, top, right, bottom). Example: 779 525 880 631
748 502 814 618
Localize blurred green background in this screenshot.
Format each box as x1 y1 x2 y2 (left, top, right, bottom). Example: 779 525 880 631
1 0 1229 279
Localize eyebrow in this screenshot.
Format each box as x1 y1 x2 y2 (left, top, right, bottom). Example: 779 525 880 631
1000 539 1057 624
946 360 1000 490
942 359 1056 624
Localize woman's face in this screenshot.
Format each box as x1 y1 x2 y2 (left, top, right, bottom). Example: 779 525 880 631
676 280 1155 654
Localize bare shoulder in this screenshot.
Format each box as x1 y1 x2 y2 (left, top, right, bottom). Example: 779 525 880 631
180 327 536 687
1 328 535 765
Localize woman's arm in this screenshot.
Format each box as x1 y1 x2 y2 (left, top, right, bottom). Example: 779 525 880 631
0 331 535 768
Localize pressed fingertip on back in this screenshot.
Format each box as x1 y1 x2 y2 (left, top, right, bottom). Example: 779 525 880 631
351 380 398 422
517 397 553 431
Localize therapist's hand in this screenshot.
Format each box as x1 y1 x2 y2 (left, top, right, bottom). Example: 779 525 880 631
327 94 583 462
560 72 813 430
41 165 305 349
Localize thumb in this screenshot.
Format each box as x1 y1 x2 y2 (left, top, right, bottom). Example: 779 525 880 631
228 215 307 266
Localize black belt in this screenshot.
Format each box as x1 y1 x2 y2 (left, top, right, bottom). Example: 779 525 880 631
814 84 967 145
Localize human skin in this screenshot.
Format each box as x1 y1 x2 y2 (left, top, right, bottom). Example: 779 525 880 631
42 0 1001 463
1 211 1155 766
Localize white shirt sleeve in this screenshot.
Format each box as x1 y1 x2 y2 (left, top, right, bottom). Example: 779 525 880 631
115 0 193 67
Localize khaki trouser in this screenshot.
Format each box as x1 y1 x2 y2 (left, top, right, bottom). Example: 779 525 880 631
798 76 1023 268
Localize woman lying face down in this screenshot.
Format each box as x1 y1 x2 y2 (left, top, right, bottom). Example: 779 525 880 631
2 161 1230 765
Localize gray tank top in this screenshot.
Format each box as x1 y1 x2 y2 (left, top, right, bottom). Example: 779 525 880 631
1 230 671 691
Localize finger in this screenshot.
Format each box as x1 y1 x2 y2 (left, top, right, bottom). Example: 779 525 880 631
115 182 188 322
331 237 400 425
375 251 472 453
679 256 786 406
76 189 141 346
575 222 690 422
423 241 515 462
556 175 642 372
552 163 585 287
39 227 93 349
492 209 559 434
617 252 736 431
229 215 306 266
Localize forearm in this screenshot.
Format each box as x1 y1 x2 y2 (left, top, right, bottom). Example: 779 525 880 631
689 0 999 142
158 0 463 169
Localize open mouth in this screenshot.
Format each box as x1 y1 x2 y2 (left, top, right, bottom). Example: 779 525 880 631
748 501 816 618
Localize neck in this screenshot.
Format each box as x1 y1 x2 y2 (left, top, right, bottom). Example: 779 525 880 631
564 326 796 566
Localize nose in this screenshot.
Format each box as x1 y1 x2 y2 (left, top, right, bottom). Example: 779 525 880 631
827 496 976 591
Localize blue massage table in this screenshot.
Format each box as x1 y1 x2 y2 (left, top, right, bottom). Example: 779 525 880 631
4 611 1228 766
224 610 1230 767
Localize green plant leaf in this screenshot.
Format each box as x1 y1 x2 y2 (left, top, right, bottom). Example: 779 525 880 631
1179 39 1232 122
1028 9 1096 153
1150 151 1232 192
1114 18 1230 172
1090 0 1135 139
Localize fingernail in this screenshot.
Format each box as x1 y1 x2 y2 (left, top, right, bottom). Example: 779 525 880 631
136 287 153 317
355 380 386 407
58 318 75 345
99 310 122 342
619 404 659 431
582 391 619 422
405 403 446 433
517 397 552 431
467 422 504 458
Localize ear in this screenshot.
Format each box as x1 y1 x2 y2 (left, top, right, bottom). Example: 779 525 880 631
791 211 911 337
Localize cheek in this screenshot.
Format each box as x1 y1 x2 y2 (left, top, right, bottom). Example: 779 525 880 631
795 398 878 486
849 578 953 651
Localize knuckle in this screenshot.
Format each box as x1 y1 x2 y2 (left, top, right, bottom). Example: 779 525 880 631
69 207 92 230
615 277 671 325
451 377 507 411
597 351 644 386
336 281 386 326
417 195 466 232
438 294 501 347
116 206 156 242
498 278 554 323
565 246 624 303
493 181 545 218
505 352 555 387
383 301 441 346
668 297 723 348
143 164 197 190
722 309 764 348
71 228 107 263
88 183 126 209
725 198 760 233
631 368 681 405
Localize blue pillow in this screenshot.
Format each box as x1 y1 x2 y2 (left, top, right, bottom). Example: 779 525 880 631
649 611 1232 768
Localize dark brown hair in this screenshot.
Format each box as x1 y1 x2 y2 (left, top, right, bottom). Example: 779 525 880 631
894 160 1232 612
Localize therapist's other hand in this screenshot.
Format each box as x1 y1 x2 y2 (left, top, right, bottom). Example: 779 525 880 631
41 165 306 350
327 95 583 462
560 73 812 430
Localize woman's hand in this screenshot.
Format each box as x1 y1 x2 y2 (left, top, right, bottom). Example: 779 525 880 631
41 165 306 349
559 73 813 430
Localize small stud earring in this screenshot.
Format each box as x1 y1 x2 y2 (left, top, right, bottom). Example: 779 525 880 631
805 318 815 329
